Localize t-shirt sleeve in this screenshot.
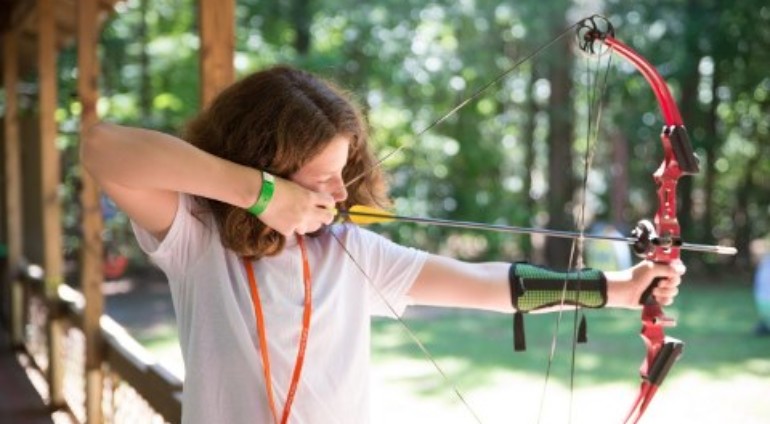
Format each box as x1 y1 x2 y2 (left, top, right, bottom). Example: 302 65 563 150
131 193 214 279
342 226 428 317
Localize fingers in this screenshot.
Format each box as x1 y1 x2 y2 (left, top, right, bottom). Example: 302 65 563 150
652 283 679 306
258 177 337 236
648 260 685 306
573 259 687 309
312 192 336 226
296 192 335 234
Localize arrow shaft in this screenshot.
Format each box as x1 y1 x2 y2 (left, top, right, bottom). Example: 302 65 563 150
341 210 736 256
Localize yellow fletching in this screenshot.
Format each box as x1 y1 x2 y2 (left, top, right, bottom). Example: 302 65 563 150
342 205 396 225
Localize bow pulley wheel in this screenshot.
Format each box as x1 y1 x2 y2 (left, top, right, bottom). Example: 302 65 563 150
576 15 615 55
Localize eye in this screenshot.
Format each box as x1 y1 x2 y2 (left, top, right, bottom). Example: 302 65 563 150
317 177 339 188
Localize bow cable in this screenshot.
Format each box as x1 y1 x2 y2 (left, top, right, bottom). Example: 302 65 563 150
345 20 585 188
535 22 615 422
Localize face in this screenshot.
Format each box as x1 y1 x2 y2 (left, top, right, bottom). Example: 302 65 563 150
290 134 350 203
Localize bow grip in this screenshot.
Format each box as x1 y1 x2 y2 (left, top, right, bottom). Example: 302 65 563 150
640 276 678 329
639 277 662 306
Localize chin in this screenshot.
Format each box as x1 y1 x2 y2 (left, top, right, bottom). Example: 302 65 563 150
306 226 330 238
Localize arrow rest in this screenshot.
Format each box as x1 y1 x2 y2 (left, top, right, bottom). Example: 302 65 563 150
631 219 683 258
632 220 656 257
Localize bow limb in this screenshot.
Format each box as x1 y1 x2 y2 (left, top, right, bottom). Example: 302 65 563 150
608 35 692 424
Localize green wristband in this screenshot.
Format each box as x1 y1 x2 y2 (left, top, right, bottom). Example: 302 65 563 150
246 171 275 216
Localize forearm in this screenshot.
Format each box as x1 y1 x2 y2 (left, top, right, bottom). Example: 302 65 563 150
603 269 637 308
81 122 262 208
503 263 671 312
411 256 641 314
409 255 514 313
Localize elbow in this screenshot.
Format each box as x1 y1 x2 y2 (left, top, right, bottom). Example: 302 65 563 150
79 121 111 174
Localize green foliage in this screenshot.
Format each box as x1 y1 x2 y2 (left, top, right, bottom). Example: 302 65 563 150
100 0 200 130
51 0 769 271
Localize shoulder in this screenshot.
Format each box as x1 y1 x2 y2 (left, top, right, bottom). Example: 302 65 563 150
311 224 427 265
131 193 219 275
316 224 395 250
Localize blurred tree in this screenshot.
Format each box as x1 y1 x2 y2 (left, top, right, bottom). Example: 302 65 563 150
48 0 767 273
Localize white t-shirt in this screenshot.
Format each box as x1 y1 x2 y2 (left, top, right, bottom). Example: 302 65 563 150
132 194 427 424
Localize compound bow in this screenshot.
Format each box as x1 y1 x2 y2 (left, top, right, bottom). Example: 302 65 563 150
335 14 733 424
577 15 698 423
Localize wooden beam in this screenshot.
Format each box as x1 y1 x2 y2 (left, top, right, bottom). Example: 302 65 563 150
3 28 24 347
77 0 104 421
10 0 35 30
105 339 183 423
1 30 17 280
37 0 65 408
198 0 234 108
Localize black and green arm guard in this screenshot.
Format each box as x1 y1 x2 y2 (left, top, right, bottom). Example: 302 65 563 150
508 262 608 351
508 262 607 312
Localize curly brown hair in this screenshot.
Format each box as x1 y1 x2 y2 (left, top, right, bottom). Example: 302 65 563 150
183 65 389 259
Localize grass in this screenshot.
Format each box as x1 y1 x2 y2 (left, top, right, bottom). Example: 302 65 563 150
132 277 770 423
369 281 770 423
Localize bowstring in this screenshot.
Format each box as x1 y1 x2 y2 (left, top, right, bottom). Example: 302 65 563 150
330 229 484 424
334 16 610 424
573 43 614 412
345 22 582 189
536 36 614 424
567 42 614 421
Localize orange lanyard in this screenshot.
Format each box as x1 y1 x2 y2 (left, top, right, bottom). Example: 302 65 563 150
243 235 312 424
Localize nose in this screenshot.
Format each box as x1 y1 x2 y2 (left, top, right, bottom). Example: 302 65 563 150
332 177 348 203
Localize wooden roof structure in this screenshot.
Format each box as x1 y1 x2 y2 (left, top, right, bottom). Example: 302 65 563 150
0 0 121 79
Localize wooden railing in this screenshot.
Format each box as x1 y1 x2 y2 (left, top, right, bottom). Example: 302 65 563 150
6 263 182 423
2 1 236 422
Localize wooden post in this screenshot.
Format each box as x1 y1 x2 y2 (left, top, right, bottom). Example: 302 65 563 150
38 0 65 408
198 0 234 108
78 0 104 421
3 29 24 347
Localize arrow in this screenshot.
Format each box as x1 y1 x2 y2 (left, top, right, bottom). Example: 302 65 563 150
336 205 737 256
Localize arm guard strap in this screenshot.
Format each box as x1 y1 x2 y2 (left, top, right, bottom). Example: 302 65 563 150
508 262 608 351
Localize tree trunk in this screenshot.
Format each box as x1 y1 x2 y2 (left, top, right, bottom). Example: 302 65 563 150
733 155 758 269
544 17 575 268
678 73 698 243
291 0 312 55
610 130 629 229
139 0 151 122
521 64 539 259
703 59 721 246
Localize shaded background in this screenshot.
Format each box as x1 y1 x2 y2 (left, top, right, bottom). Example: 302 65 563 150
12 0 768 422
44 0 769 275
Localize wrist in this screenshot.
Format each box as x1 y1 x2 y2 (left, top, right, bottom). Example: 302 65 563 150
246 170 276 216
603 269 634 308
